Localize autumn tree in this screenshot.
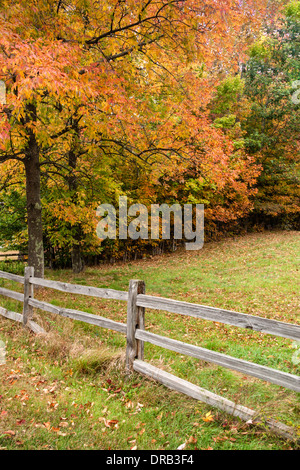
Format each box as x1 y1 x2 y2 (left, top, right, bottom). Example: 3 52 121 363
242 2 300 228
0 0 281 274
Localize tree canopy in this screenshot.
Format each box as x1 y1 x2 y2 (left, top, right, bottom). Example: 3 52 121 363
0 0 298 273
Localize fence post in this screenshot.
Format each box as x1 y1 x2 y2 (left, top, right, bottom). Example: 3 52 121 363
23 266 34 328
126 279 145 373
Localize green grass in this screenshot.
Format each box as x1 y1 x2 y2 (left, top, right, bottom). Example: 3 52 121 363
0 230 299 450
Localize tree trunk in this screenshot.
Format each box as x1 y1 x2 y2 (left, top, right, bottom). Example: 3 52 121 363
68 144 84 274
24 104 44 278
71 243 84 274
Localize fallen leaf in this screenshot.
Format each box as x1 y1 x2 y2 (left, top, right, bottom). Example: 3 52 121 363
177 442 186 450
125 400 134 409
16 419 26 425
132 383 141 388
59 422 69 428
47 402 59 410
101 418 119 428
202 412 214 423
20 394 29 402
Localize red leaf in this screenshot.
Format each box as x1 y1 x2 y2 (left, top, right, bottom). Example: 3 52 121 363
16 419 26 425
3 430 15 436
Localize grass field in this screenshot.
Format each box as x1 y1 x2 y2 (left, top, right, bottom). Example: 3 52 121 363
0 230 299 450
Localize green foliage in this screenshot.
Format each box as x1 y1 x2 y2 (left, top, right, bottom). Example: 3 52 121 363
249 39 273 59
242 12 300 228
0 260 24 275
285 0 300 19
213 114 237 129
0 190 27 251
212 76 245 115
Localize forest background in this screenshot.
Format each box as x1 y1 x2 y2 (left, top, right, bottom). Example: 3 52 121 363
0 0 299 275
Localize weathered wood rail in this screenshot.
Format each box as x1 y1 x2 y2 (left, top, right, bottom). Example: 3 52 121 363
0 268 299 441
0 252 27 261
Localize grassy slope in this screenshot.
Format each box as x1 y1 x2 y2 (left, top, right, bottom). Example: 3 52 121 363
0 230 299 450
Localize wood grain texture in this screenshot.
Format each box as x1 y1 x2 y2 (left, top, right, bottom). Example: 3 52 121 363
135 330 300 392
133 359 297 441
126 280 145 373
0 306 45 334
0 270 24 284
28 298 126 334
23 266 34 327
29 276 128 301
0 286 24 302
136 294 300 341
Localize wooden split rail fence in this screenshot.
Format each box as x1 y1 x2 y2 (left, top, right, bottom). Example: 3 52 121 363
0 267 299 441
0 252 27 261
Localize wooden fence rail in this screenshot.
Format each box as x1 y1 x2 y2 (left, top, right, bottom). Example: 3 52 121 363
136 294 300 341
28 297 127 334
0 253 27 261
0 268 299 441
134 329 300 392
29 276 128 301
